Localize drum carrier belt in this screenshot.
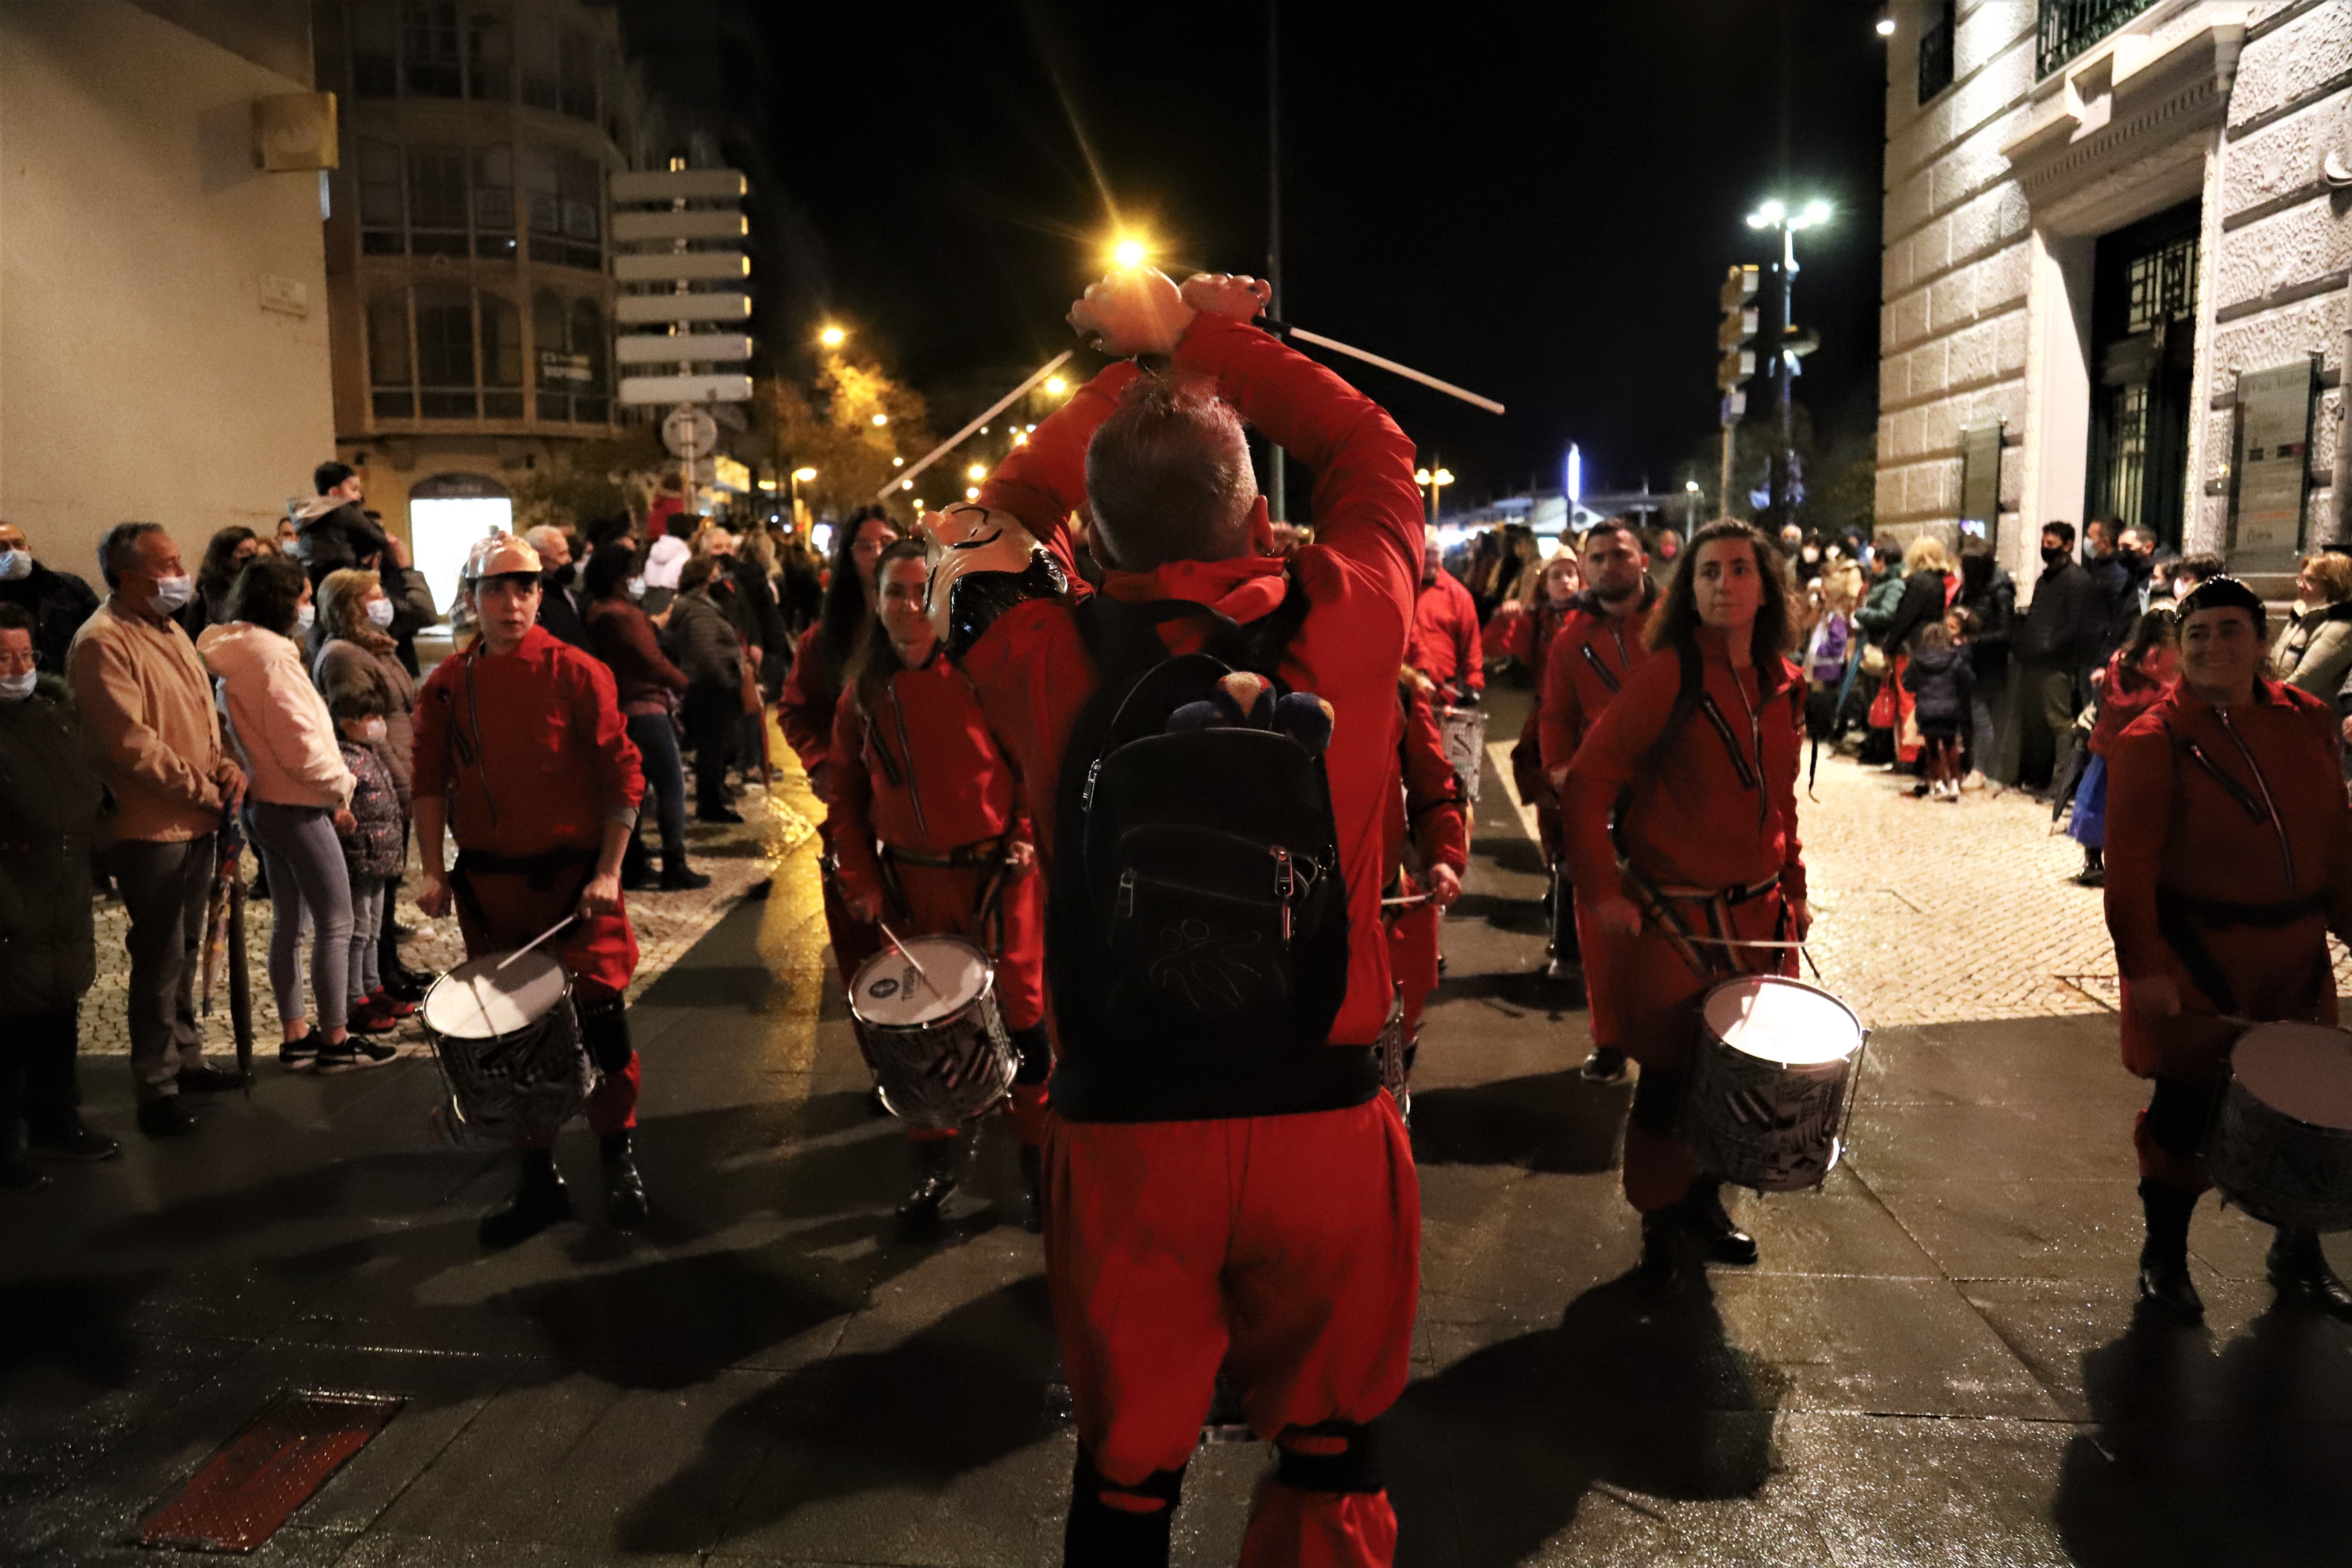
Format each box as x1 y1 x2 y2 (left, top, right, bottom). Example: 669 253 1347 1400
2153 886 2326 1019
877 835 1014 945
450 845 599 935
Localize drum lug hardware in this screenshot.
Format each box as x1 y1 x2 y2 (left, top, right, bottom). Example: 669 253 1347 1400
1115 868 1135 919
1272 847 1295 942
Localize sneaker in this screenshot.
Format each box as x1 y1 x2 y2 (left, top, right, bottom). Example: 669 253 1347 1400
371 988 417 1020
176 1064 248 1093
345 999 398 1036
279 1032 320 1070
695 805 744 825
25 1124 121 1163
313 1035 398 1073
136 1097 201 1138
0 1158 54 1195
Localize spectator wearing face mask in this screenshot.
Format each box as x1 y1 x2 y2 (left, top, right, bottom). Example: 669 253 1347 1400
68 522 249 1136
0 603 118 1190
184 527 264 641
2009 521 2105 792
314 568 431 1001
0 522 101 676
326 688 410 1035
524 526 593 651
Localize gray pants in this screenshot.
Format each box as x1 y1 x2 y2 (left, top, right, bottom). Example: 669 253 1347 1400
106 836 215 1101
248 802 353 1036
348 879 382 1003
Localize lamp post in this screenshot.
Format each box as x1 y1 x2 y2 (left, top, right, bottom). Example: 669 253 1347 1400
1414 465 1455 525
789 465 816 531
1684 478 1703 533
1744 196 1831 527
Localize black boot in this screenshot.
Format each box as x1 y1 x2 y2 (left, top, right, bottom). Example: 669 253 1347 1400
1684 1175 1759 1265
2136 1179 2203 1323
1018 1143 1045 1234
620 833 652 892
1577 1047 1629 1086
601 1132 649 1230
658 855 710 892
479 1149 570 1248
2266 1227 2352 1320
896 1135 963 1231
1640 1207 1700 1287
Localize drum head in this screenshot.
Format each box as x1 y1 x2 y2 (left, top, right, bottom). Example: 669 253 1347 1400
423 950 571 1041
2235 1023 2352 1132
851 938 991 1027
1704 976 1862 1066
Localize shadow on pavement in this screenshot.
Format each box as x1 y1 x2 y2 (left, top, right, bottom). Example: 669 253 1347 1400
1387 1269 1783 1566
1475 837 1548 879
1447 891 1548 934
2054 1301 2352 1566
1409 1072 1627 1174
617 1276 1063 1555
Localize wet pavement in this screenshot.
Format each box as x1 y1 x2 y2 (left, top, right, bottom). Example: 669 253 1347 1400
3 689 2349 1566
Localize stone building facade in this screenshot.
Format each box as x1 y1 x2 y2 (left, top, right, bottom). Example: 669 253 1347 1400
1876 0 2350 593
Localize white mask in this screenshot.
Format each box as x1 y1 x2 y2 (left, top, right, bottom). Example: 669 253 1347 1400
0 670 35 702
0 549 30 581
359 716 388 743
365 597 396 629
626 577 647 600
296 603 315 631
152 574 193 611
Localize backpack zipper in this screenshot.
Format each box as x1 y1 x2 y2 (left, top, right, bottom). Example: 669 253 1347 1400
1116 868 1135 919
1272 846 1296 943
1083 757 1102 813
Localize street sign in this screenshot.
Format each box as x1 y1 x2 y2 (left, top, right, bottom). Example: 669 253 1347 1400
662 406 718 460
615 293 750 325
626 374 755 408
1717 263 1760 392
538 350 593 384
615 333 752 365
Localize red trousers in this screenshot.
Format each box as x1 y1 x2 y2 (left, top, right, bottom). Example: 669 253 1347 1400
1046 1099 1419 1567
1385 899 1440 1045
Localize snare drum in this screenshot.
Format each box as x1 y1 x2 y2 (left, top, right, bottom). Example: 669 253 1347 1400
1683 975 1867 1192
1437 705 1488 812
848 936 1018 1131
2210 1021 2352 1231
420 949 597 1142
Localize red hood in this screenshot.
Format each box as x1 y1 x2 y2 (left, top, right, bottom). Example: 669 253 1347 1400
1101 552 1289 625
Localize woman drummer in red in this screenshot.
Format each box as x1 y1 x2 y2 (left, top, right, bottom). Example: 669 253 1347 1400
2102 574 2352 1322
1562 519 1807 1282
826 539 1051 1232
1384 671 1468 1103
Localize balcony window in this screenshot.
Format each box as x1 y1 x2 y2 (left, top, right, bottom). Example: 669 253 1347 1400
368 295 413 419
1918 0 1955 103
358 137 404 256
406 145 470 257
481 294 525 418
559 32 600 121
416 285 478 418
518 145 602 270
350 1 398 97
373 286 549 424
473 143 516 260
518 15 560 112
466 12 510 101
533 288 608 423
2037 0 2159 80
400 1 462 98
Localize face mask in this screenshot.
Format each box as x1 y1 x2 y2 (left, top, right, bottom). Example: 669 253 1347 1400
296 603 315 631
626 577 646 600
2042 545 2070 568
0 670 35 703
365 597 396 629
152 574 193 611
359 716 388 743
0 549 30 581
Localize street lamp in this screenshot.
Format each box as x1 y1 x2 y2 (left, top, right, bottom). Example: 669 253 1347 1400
1044 375 1069 397
1684 478 1703 532
1744 195 1833 527
1110 234 1151 270
1414 465 1455 525
787 466 818 527
871 413 888 427
818 324 847 349
966 463 987 482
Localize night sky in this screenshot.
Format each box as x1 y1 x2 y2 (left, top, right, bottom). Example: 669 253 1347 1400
617 0 1891 509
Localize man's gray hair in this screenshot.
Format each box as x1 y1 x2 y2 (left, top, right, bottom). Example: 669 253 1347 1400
96 521 166 590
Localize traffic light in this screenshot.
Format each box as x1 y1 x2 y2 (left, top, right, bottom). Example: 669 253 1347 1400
1717 263 1759 414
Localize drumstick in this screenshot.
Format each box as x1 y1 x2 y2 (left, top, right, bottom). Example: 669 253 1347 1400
1260 318 1507 415
873 351 1076 504
876 920 936 995
498 913 580 971
1381 893 1435 908
1680 932 1825 982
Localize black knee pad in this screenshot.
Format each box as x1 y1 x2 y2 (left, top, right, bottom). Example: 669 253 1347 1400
577 995 634 1075
1273 1419 1383 1494
1630 1066 1684 1140
2146 1077 2219 1161
1011 1024 1052 1084
1064 1446 1184 1567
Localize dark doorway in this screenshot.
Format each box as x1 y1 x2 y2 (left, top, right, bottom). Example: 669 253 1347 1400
2085 199 2200 549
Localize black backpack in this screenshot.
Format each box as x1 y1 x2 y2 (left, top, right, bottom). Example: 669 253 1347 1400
1044 578 1362 1122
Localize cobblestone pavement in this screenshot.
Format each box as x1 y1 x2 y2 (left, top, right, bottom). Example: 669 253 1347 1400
1490 727 2352 1030
79 724 818 1058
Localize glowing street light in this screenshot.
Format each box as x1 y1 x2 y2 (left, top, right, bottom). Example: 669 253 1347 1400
892 456 904 467
965 486 981 500
792 466 817 483
871 413 889 427
1044 375 1069 396
1743 195 1835 522
1110 235 1150 270
1413 465 1455 525
1875 14 1896 35
818 323 847 348
967 463 988 481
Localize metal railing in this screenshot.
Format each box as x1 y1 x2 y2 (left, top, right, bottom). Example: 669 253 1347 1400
2038 0 2159 79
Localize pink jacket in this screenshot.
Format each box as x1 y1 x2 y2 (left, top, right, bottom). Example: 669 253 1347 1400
197 622 354 810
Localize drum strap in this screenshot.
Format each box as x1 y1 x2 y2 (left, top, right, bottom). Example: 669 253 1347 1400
450 847 597 938
879 836 1008 870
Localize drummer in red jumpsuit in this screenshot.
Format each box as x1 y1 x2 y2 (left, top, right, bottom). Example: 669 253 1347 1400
1561 519 1807 1283
826 538 1052 1232
1384 672 1468 1101
1410 530 1482 704
413 533 650 1248
929 268 1420 1567
1538 519 1656 1078
2102 575 2352 1322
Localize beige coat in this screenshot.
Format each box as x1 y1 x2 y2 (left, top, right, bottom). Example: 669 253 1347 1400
66 599 229 843
197 622 354 811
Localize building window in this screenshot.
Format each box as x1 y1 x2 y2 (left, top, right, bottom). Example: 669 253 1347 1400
559 32 600 121
533 288 608 423
473 143 516 260
358 136 405 256
2037 0 2159 80
519 15 560 112
368 295 413 418
416 285 478 418
2125 234 2199 334
482 294 525 418
571 297 608 422
350 1 398 97
373 286 556 424
1918 0 1955 103
400 1 462 98
466 12 510 101
518 146 603 270
357 138 527 260
406 145 470 256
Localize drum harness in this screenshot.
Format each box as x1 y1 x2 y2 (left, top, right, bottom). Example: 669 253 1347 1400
859 666 1021 942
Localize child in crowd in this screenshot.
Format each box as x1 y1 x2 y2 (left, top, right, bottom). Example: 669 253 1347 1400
1903 611 1975 800
2068 608 2179 886
332 694 411 1034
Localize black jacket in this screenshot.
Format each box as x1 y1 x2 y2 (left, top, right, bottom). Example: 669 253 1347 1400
536 566 593 651
2014 560 2103 668
0 563 100 676
0 678 105 1015
1879 570 1951 653
1955 555 2015 680
295 501 390 585
1901 644 1976 727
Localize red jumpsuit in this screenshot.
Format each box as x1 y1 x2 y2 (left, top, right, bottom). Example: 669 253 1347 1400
1386 679 1469 1049
957 314 1422 1567
2102 679 2352 1191
1536 589 1658 1045
1561 628 1806 1213
825 654 1048 1147
781 626 885 993
412 625 647 1142
1410 570 1483 700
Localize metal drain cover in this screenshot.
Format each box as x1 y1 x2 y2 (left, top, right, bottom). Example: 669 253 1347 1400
142 1390 402 1552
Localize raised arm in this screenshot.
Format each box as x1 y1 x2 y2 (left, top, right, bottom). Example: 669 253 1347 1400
974 361 1141 563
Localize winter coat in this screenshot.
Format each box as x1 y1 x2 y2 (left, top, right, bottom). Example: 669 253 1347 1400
1956 557 2015 681
313 635 416 815
337 740 405 879
585 596 688 717
2270 600 2352 702
67 599 230 843
197 622 354 811
536 566 593 651
660 590 742 693
292 497 389 584
1879 569 1954 652
1900 645 1975 728
0 678 104 1015
1855 571 1906 636
0 561 100 676
2014 559 2105 669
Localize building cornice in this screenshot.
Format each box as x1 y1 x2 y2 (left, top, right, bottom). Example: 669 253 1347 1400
2001 20 2243 226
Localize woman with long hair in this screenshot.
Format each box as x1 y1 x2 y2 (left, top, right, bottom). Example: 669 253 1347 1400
1562 518 1809 1281
826 539 1050 1230
180 526 262 639
2066 607 2178 885
582 542 702 890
